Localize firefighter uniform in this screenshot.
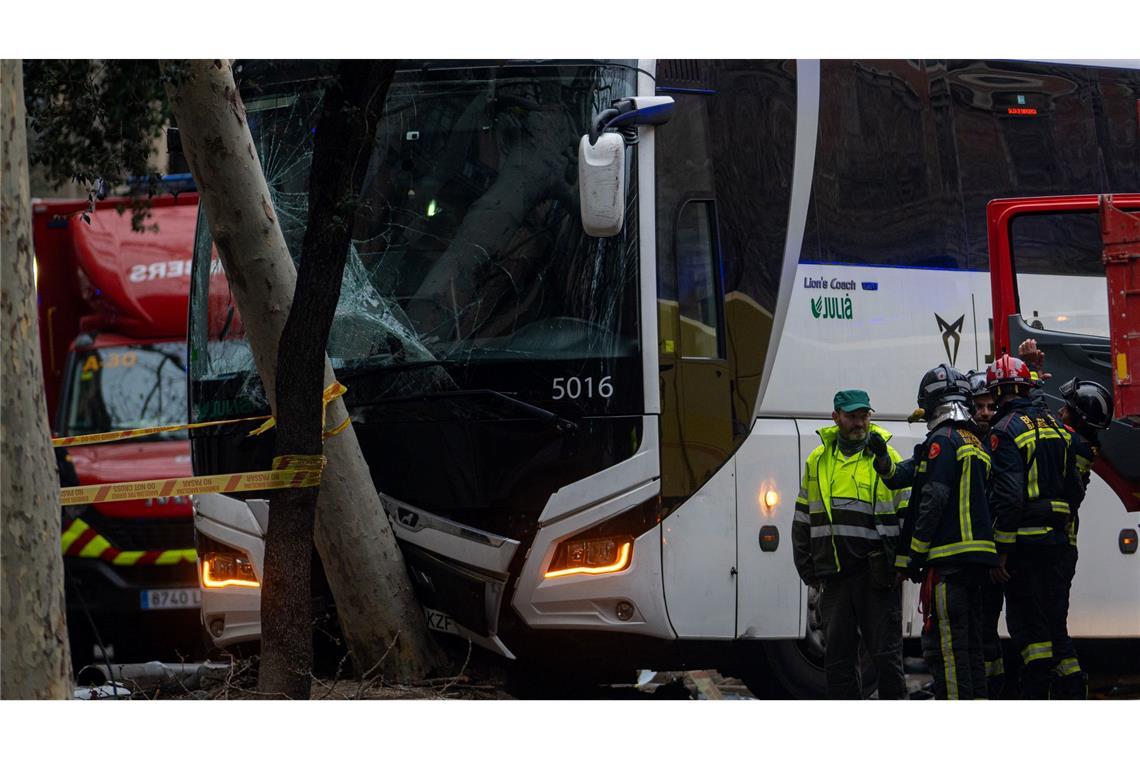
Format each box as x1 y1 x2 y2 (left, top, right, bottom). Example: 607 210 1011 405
1047 426 1099 698
892 422 996 699
793 422 910 699
989 396 1085 699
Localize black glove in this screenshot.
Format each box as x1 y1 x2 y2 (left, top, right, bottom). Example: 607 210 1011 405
867 431 888 458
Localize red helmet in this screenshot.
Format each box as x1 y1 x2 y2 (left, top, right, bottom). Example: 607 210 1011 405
986 354 1034 390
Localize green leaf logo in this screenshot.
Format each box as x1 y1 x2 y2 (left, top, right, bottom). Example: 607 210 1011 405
811 297 823 319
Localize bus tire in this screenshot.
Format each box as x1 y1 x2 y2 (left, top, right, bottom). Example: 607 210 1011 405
762 638 878 699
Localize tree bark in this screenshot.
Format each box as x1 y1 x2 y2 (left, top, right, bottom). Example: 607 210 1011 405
164 60 442 693
259 61 399 699
1 58 73 699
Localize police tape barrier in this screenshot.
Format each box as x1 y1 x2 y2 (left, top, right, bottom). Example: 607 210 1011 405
51 381 349 448
59 454 327 506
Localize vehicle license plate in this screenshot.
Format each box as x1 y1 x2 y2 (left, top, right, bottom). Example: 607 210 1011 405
140 588 201 610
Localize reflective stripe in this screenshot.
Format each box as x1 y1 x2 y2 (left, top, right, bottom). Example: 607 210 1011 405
959 453 973 542
911 537 930 553
806 500 827 515
936 581 958 700
60 519 88 554
1020 641 1053 664
1054 657 1081 677
874 500 896 515
1014 427 1070 447
928 540 996 560
917 461 928 473
831 498 874 516
810 525 881 541
793 511 811 524
1050 500 1070 515
985 658 1005 678
155 550 196 566
78 535 112 558
886 461 897 479
877 525 901 537
797 486 809 500
957 444 992 468
1026 440 1040 500
894 554 910 569
1018 526 1053 537
994 530 1017 544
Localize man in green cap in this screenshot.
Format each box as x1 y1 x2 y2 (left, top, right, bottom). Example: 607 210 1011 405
793 389 910 698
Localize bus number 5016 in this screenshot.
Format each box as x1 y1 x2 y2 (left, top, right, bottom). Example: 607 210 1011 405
552 376 613 400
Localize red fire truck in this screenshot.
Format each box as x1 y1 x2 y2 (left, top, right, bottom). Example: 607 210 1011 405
34 189 205 665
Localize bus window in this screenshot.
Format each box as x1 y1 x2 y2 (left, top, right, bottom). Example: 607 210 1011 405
676 200 724 359
1011 212 1109 337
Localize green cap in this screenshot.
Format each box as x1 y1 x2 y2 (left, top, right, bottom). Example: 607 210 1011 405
834 389 874 412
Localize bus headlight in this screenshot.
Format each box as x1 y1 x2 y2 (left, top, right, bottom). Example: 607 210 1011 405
201 551 260 588
544 536 633 579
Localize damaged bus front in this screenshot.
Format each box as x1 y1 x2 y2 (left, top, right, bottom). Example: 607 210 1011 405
189 61 669 661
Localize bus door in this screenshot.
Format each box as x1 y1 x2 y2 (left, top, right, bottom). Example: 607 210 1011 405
988 194 1140 634
657 197 738 638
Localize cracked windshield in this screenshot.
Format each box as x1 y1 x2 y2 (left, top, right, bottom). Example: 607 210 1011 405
191 62 641 417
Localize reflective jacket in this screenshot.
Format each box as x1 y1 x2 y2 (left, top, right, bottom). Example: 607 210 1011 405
989 397 1085 550
890 421 997 571
793 424 910 582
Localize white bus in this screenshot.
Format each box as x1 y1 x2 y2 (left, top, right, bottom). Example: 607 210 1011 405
188 59 1140 697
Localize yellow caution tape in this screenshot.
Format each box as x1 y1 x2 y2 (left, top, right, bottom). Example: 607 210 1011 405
53 381 349 447
248 382 348 437
60 455 326 506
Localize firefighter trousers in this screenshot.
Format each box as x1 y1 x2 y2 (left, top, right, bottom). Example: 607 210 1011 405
1004 545 1062 699
921 568 987 700
818 568 906 699
1047 544 1085 699
980 579 1007 698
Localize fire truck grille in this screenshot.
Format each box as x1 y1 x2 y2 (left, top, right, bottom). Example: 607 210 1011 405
80 511 195 551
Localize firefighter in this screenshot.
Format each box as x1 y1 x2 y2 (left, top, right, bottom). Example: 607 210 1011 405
877 364 996 699
792 389 910 699
987 354 1085 699
962 368 1011 698
1020 338 1113 698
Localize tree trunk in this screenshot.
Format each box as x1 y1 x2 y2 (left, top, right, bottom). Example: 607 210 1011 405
259 61 399 698
164 60 443 691
1 58 73 699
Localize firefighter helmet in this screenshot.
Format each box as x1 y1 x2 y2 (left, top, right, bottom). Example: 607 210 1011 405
986 354 1034 391
966 369 991 397
917 363 972 417
1059 377 1113 430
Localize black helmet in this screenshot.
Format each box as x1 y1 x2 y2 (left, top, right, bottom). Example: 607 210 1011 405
966 370 991 398
1059 377 1113 430
917 364 972 417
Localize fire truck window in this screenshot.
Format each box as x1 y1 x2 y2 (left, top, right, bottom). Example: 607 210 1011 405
676 201 723 359
1011 212 1108 337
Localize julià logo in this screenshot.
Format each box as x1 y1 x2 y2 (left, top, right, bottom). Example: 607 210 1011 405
811 294 853 320
935 313 965 365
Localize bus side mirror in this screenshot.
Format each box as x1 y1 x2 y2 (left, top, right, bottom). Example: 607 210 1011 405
578 96 675 238
578 132 626 238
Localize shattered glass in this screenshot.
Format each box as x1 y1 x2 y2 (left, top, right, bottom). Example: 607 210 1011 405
189 61 641 418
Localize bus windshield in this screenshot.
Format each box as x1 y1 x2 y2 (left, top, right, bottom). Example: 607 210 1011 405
64 342 188 438
191 61 641 416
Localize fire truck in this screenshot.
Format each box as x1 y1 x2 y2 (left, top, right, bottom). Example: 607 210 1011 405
34 188 205 665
